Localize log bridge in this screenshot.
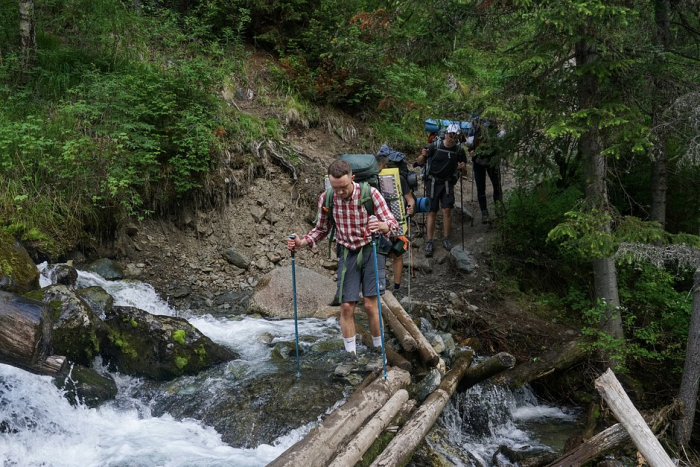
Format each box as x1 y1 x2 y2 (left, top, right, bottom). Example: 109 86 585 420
269 291 517 467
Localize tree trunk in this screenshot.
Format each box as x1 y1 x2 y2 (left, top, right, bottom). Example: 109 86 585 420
268 367 411 467
383 291 439 367
19 0 36 71
460 351 516 391
494 338 590 388
328 389 409 467
379 296 417 352
575 37 623 348
675 268 700 446
547 401 681 467
594 369 675 467
0 291 66 376
650 0 671 230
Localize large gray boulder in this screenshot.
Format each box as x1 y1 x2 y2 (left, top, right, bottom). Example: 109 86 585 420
0 230 39 294
248 265 338 319
25 285 101 367
100 306 237 380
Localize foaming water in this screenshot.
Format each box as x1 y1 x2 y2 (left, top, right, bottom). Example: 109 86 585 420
0 364 303 467
3 264 338 466
436 383 579 465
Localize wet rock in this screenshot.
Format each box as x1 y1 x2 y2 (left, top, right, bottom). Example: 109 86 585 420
100 306 237 380
26 285 100 367
86 258 124 280
46 263 78 288
0 230 39 294
248 265 337 319
54 364 117 408
75 286 114 319
150 366 347 448
410 368 442 402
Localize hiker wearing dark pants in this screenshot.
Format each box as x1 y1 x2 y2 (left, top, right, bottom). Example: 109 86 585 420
471 120 504 223
472 161 502 223
288 159 399 377
416 123 467 257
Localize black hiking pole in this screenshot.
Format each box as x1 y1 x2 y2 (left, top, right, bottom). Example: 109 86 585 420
288 235 301 377
369 217 388 380
460 173 464 250
407 215 412 315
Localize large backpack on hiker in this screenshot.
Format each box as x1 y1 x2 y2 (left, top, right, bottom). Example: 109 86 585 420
424 119 474 142
376 144 418 192
320 154 407 256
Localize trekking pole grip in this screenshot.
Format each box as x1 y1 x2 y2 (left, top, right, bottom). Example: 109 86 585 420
288 235 296 257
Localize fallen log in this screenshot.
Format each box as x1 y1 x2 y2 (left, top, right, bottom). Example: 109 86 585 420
370 350 475 466
0 291 67 376
328 389 409 467
383 291 439 368
495 338 590 388
379 298 417 352
546 399 681 467
360 329 412 372
458 352 516 392
268 367 411 467
594 368 675 467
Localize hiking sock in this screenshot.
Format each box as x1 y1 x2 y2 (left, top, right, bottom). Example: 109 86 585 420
372 335 382 347
343 336 357 354
393 283 401 292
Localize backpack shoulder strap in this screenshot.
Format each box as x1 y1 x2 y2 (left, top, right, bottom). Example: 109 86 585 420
359 182 375 217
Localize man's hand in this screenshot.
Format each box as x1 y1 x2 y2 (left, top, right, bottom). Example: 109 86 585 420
288 234 306 251
368 216 383 235
457 162 466 170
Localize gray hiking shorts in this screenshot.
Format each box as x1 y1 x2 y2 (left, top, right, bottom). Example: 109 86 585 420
336 244 386 303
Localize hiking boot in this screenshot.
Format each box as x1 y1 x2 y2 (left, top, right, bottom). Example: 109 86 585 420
393 288 403 301
481 210 490 224
334 352 358 377
442 237 453 251
365 346 384 372
424 240 434 257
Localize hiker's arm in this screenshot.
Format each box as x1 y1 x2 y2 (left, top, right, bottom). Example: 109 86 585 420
403 192 414 216
416 144 432 166
303 193 331 249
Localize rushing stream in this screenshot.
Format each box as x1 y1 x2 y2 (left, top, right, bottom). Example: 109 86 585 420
1 266 580 466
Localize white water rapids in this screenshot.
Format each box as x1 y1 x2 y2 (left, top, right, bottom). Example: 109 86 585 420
0 266 579 466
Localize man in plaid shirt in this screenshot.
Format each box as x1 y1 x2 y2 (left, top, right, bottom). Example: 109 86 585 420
288 159 400 376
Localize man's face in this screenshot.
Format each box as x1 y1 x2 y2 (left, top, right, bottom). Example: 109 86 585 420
444 132 458 148
329 174 354 200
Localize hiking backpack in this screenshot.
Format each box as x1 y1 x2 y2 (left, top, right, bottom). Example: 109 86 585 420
319 153 407 256
376 144 417 191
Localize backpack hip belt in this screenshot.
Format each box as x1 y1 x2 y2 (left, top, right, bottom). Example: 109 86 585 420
427 175 451 198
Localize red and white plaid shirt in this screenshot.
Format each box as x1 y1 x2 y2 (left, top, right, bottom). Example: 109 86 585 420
304 182 400 250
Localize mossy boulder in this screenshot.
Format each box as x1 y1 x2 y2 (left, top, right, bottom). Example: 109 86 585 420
0 230 40 294
100 306 237 380
27 285 101 366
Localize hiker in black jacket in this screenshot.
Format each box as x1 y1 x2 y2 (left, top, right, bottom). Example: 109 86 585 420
471 119 503 223
416 123 467 257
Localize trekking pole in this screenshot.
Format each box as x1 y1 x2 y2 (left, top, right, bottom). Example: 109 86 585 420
369 216 388 380
460 173 464 250
407 216 412 315
288 235 301 377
